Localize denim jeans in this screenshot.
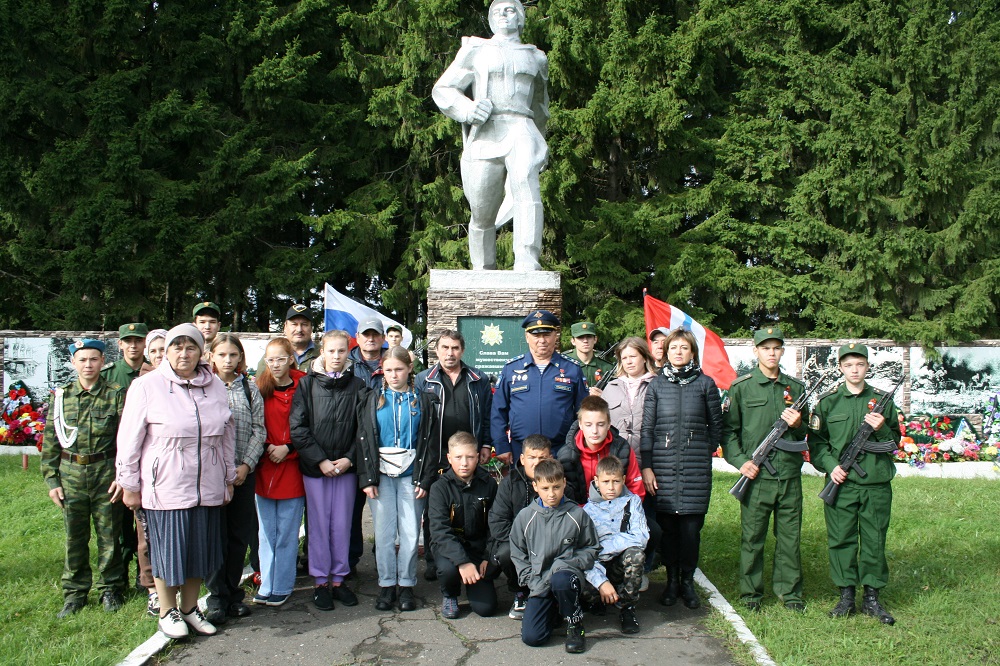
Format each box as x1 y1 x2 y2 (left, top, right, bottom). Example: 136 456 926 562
256 495 305 597
369 475 425 587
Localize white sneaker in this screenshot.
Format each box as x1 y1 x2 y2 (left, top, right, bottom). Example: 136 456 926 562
158 608 189 639
639 575 649 592
180 607 218 636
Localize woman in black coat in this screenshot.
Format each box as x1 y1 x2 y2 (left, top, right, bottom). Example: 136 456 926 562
640 328 723 610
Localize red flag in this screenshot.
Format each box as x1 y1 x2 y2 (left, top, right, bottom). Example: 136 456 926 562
644 292 736 390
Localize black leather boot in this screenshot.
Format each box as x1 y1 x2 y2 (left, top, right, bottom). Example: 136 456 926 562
861 586 895 625
679 569 700 609
659 567 680 606
828 586 856 618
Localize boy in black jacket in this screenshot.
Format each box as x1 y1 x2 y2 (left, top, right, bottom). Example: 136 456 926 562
486 434 552 620
510 459 600 654
428 432 498 619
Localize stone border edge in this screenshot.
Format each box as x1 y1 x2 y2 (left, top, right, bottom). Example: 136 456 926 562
696 568 777 666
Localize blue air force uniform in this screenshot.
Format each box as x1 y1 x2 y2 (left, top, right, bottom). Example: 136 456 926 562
490 311 587 459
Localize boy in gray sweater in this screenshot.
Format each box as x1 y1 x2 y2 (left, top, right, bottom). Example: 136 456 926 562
510 459 600 653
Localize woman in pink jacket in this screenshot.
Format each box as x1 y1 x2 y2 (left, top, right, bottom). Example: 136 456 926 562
117 323 236 640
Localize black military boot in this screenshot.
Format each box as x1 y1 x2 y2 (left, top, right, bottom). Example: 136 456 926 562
565 619 586 653
659 567 680 607
861 586 895 625
828 586 856 618
679 569 700 609
620 605 640 634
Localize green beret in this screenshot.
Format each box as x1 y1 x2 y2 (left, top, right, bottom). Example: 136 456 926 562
753 326 784 346
118 323 149 339
838 342 868 360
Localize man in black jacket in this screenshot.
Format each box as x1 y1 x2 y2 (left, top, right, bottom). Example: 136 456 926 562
416 330 493 580
487 434 551 619
428 432 499 619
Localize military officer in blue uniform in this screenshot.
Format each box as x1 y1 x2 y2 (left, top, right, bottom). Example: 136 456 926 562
491 310 587 462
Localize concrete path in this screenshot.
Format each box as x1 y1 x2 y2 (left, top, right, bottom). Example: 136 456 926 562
163 560 736 666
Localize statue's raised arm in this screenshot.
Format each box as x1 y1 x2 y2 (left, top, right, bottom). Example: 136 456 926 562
432 0 549 272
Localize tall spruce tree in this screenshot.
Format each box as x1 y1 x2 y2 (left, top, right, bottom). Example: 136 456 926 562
1 0 998 343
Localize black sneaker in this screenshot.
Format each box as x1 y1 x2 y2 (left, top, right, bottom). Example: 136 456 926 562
100 590 124 613
565 621 586 653
330 584 358 607
313 584 335 611
375 586 396 611
620 605 640 634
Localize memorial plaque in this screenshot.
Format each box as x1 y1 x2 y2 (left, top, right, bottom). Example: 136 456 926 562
458 316 529 378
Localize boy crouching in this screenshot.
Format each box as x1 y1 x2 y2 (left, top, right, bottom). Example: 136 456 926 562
510 459 599 653
428 432 498 619
582 456 649 634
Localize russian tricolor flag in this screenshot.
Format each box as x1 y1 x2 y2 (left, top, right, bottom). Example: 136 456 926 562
323 283 412 349
644 292 736 389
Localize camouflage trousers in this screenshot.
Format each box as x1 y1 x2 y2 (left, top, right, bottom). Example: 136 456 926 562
60 459 125 603
582 546 646 607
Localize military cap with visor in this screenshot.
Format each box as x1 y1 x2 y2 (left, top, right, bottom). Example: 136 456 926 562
192 301 222 318
837 342 869 360
753 326 784 346
118 323 149 340
522 309 560 332
570 321 597 338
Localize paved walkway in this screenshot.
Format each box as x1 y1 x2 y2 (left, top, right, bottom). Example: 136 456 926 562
163 558 736 666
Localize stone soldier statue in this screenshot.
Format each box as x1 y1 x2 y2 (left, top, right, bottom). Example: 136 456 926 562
433 0 549 271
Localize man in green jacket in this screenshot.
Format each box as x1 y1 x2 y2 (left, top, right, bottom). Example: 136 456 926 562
721 327 807 613
563 321 613 389
101 323 150 392
42 339 126 618
809 343 900 625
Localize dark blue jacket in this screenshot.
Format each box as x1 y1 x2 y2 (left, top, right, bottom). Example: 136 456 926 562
348 346 383 390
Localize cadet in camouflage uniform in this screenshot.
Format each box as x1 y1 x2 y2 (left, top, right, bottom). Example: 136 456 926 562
101 323 150 392
41 339 126 618
809 343 900 625
563 321 614 389
721 327 808 613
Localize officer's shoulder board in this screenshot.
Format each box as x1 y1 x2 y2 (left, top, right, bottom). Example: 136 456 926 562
564 354 582 368
503 354 526 367
101 361 115 371
729 373 752 388
816 386 839 402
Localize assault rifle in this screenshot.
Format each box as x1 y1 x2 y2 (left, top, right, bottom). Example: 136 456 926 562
729 373 830 502
817 375 905 506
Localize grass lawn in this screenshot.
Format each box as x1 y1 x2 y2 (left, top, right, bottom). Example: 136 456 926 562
3 453 999 666
700 472 1000 666
0 455 157 666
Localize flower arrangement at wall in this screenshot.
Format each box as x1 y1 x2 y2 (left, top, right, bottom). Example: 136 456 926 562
896 414 997 467
0 381 47 449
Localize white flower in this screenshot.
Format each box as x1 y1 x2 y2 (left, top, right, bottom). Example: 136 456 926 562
903 443 918 453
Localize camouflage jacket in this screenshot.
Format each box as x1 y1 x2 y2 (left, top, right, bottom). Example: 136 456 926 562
41 378 125 490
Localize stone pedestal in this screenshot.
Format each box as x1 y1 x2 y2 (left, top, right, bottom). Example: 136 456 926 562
426 270 561 366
